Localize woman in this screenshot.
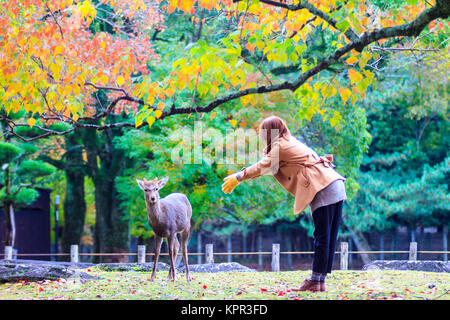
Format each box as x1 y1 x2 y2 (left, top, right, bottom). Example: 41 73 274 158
222 116 347 292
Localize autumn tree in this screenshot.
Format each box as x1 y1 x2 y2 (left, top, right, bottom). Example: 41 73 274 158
1 0 448 138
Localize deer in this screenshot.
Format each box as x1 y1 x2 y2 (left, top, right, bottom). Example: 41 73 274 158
136 177 192 281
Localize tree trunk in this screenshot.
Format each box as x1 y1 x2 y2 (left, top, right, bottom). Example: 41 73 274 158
62 170 86 256
81 125 131 263
227 235 232 263
4 203 15 248
250 230 256 252
2 155 15 248
242 231 247 259
92 175 129 262
197 231 202 264
410 226 416 242
379 232 384 261
61 134 87 258
443 225 448 262
391 228 398 260
349 230 372 265
286 233 293 271
345 238 351 269
257 231 263 270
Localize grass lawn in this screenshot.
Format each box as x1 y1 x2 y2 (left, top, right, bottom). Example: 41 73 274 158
0 268 448 300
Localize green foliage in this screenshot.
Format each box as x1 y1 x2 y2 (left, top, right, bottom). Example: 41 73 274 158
345 50 449 235
0 142 21 165
344 171 397 234
0 187 39 208
17 160 56 180
387 156 450 227
0 139 56 210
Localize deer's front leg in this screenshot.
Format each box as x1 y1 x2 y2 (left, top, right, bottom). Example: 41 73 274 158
167 234 176 281
168 236 180 279
151 235 163 281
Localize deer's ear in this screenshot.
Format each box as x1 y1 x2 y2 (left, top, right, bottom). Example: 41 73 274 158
136 179 146 191
158 176 169 189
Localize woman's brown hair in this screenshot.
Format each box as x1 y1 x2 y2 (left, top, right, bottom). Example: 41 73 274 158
259 116 291 154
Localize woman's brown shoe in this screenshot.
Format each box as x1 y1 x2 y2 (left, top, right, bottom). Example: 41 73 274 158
291 279 323 292
320 282 326 292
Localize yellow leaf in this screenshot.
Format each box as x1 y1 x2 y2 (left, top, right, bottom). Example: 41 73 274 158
50 64 60 77
348 69 363 84
146 116 156 127
27 118 36 128
330 111 341 128
339 87 351 103
99 75 109 85
54 46 65 56
116 76 125 86
229 119 237 128
154 109 162 119
359 51 372 68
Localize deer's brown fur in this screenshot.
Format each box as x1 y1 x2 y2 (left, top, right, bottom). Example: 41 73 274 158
137 177 192 281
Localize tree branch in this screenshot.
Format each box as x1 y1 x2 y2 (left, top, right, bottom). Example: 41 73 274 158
233 0 360 42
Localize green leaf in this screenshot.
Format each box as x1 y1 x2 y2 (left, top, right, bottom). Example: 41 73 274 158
336 20 350 32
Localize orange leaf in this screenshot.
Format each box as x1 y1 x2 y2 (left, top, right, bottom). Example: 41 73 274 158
339 87 351 103
346 56 358 65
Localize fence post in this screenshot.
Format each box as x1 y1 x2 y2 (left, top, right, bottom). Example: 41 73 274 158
271 243 280 272
4 246 13 260
205 244 214 264
340 242 348 271
70 244 79 263
137 245 146 264
409 242 417 261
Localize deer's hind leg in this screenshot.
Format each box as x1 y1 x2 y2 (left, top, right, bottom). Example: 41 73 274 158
181 224 192 281
151 235 163 281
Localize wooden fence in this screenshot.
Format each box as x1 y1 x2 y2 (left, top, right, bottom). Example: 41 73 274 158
2 242 449 271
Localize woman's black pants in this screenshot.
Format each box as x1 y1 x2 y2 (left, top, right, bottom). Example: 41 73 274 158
311 200 343 274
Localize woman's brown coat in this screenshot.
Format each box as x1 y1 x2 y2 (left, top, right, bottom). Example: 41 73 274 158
240 134 345 215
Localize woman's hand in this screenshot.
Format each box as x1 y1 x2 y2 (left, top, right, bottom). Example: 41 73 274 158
221 172 241 194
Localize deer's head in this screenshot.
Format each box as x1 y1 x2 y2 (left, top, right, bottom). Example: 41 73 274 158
136 177 169 204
